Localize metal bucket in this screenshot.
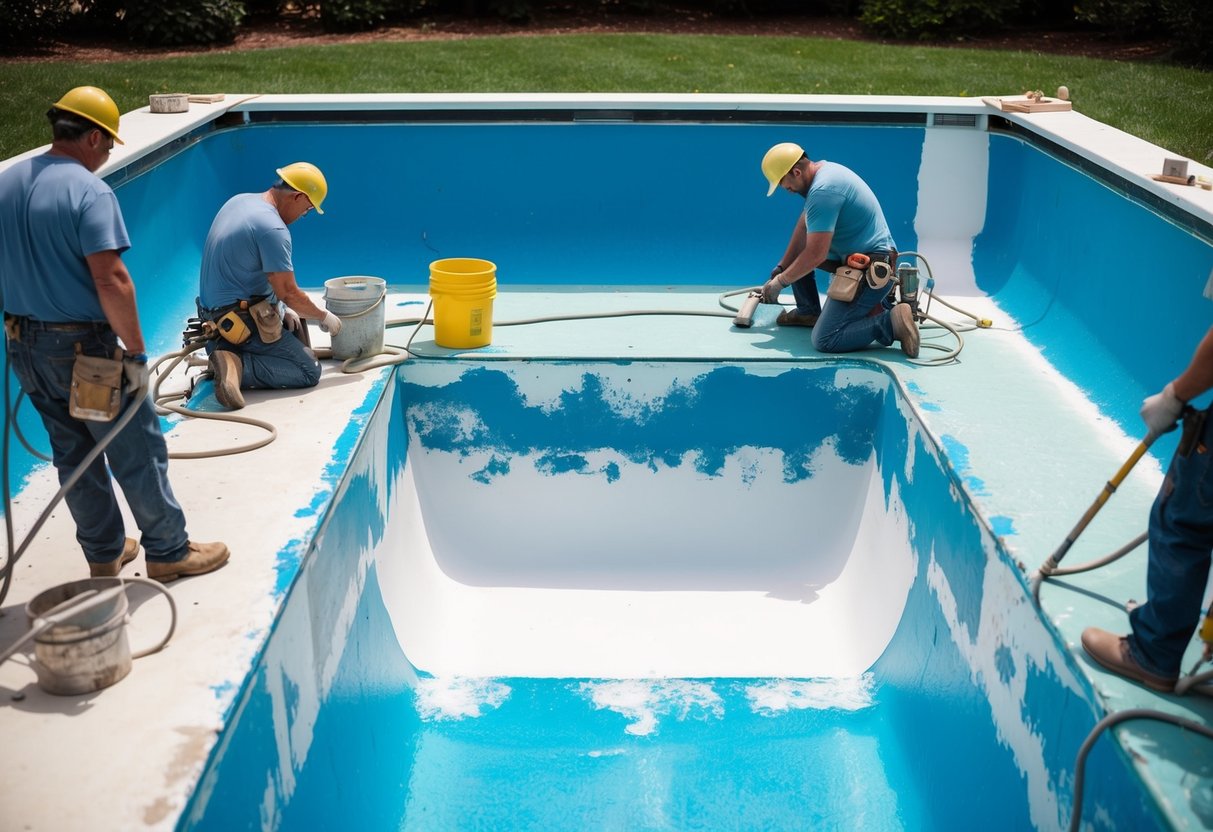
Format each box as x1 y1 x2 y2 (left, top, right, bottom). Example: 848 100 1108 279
19 577 177 696
323 276 387 360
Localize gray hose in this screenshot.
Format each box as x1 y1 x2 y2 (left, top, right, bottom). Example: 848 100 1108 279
1069 708 1213 832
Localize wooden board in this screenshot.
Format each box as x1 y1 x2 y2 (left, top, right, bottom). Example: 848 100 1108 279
981 95 1072 113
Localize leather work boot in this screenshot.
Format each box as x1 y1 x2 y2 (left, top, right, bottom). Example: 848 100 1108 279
890 303 920 359
209 350 245 409
146 541 231 583
776 309 819 327
89 537 140 578
1081 627 1177 693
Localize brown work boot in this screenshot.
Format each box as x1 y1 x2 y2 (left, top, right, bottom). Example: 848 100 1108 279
89 537 140 578
146 541 231 583
776 309 819 327
890 303 920 359
1081 627 1177 693
209 350 245 409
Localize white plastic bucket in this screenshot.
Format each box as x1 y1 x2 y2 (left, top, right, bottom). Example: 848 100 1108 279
323 276 387 360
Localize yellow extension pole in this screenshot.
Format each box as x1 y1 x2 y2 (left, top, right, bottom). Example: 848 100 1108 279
1031 436 1154 603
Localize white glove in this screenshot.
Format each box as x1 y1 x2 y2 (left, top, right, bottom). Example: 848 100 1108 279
761 275 784 305
1140 382 1184 439
283 308 302 332
122 353 150 393
319 311 343 337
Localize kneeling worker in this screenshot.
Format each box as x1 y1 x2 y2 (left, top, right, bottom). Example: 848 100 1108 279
197 162 343 409
759 142 919 358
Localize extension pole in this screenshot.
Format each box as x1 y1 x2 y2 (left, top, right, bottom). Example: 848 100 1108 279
1030 435 1155 604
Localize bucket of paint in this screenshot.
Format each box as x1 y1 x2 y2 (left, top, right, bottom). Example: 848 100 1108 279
21 577 176 696
429 258 497 349
323 276 387 360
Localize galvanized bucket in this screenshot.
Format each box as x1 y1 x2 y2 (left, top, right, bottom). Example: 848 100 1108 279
16 577 177 696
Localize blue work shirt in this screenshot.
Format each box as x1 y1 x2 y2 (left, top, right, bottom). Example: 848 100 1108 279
0 154 129 321
198 193 293 309
804 161 896 261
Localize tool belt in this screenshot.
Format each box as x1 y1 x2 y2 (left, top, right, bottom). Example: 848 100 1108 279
826 252 896 303
198 296 282 345
1177 405 1210 458
70 345 125 422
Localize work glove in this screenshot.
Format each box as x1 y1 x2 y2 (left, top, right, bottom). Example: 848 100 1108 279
1140 382 1185 439
761 275 785 305
319 311 343 337
283 308 302 333
123 353 150 394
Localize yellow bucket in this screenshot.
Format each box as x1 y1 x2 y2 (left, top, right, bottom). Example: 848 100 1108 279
429 258 497 349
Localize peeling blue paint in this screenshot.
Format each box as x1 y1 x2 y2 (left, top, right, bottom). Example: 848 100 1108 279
398 364 884 485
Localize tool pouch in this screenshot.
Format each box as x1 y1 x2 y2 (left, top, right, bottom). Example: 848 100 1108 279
248 299 283 344
69 347 123 422
827 266 865 302
216 309 252 345
866 261 893 291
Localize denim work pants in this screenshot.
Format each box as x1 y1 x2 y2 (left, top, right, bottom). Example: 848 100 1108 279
7 324 190 566
1129 405 1213 676
791 268 897 354
209 326 321 391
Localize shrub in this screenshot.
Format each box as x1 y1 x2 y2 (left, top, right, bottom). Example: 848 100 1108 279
859 0 1019 38
1161 0 1212 66
0 0 71 52
1072 0 1163 37
321 0 390 30
124 0 247 45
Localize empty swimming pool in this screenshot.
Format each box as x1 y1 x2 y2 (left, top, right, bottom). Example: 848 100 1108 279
2 93 1211 832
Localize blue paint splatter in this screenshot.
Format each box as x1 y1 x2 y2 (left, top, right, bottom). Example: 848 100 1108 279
397 364 887 485
472 454 511 483
989 515 1016 537
995 644 1016 684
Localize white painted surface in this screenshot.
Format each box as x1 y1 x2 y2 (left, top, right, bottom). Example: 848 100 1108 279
913 125 990 295
380 427 916 678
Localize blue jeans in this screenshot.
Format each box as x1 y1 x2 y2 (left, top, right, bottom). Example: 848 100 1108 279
207 325 320 391
790 268 897 354
1128 405 1213 676
7 322 190 566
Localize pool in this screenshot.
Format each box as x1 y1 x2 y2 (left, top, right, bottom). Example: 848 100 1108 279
1 94 1211 832
186 358 1168 830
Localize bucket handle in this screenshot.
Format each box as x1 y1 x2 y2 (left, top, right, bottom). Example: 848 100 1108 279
0 577 177 667
123 577 178 659
325 292 385 321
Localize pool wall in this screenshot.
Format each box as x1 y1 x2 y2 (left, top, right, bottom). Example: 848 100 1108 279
105 110 1213 452
4 103 1209 480
182 361 1163 830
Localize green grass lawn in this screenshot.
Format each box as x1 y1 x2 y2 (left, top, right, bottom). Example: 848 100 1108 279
1 33 1210 162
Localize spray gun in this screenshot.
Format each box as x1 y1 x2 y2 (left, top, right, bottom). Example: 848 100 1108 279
733 291 763 328
896 263 920 319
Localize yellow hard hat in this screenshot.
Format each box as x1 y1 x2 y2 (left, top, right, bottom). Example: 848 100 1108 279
761 142 805 196
52 86 124 145
276 162 328 214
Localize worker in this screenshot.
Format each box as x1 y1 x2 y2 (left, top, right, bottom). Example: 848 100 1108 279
759 142 919 359
196 162 342 410
1082 314 1213 693
0 86 229 581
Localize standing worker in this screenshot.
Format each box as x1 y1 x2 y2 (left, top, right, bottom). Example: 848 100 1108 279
0 86 229 581
759 142 919 358
1082 312 1213 693
196 162 342 410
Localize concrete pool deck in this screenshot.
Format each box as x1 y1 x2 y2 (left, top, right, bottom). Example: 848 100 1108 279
0 283 1210 831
